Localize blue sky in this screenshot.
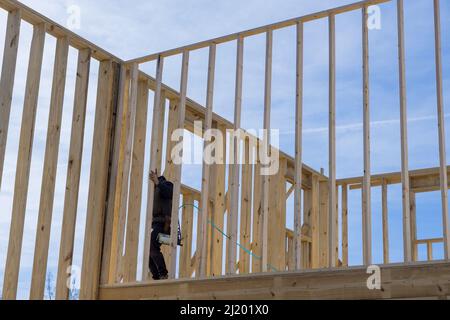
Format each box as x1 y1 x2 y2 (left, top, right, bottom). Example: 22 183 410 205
0 0 449 299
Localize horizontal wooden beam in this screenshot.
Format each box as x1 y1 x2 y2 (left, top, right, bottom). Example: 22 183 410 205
338 166 450 188
99 261 450 300
127 0 391 64
0 0 122 62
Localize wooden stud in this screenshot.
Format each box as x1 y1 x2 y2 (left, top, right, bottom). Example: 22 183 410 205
101 65 129 285
239 138 253 274
294 21 304 270
0 9 21 189
261 31 272 273
381 180 390 263
80 60 119 300
410 191 417 261
427 242 433 261
2 23 46 300
328 14 337 268
433 0 450 260
30 36 69 300
341 184 348 267
198 44 216 277
209 123 226 276
122 79 149 283
311 175 320 268
318 181 329 268
362 6 372 266
227 37 244 275
381 179 389 264
142 56 164 280
55 48 91 300
115 63 139 281
169 50 189 279
397 0 412 263
251 160 262 273
268 158 287 271
179 194 194 278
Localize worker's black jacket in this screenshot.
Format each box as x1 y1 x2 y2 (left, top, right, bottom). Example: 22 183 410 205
152 176 173 224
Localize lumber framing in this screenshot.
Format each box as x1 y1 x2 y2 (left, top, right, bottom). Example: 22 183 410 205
56 48 91 300
30 36 69 300
2 23 46 300
99 261 450 300
0 8 20 190
1 0 450 301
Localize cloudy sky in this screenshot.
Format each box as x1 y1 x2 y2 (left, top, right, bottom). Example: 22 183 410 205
0 0 449 299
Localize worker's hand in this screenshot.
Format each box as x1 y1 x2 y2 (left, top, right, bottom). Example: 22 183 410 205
150 169 159 185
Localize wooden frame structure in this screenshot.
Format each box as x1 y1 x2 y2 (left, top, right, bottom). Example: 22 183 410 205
0 0 449 300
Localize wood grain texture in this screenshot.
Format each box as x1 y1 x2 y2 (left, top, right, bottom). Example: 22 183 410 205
30 36 69 300
2 23 46 300
0 9 21 189
56 48 91 300
80 60 119 300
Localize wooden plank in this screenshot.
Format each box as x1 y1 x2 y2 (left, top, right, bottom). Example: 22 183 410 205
318 181 329 268
115 63 139 282
55 48 91 300
2 23 46 300
80 60 119 300
362 5 372 266
107 65 130 283
163 99 179 180
122 79 149 283
302 184 312 269
0 0 122 62
382 179 389 264
410 192 417 261
328 14 337 268
341 184 348 267
251 160 262 273
427 242 433 261
261 31 272 273
179 194 194 278
99 261 450 300
0 9 21 189
169 50 190 278
433 0 450 260
268 158 287 271
300 190 313 270
142 56 164 280
239 138 253 274
397 0 412 263
311 175 320 268
416 238 444 245
227 37 244 275
209 123 226 276
30 36 69 300
100 65 128 285
339 166 450 187
294 21 304 271
127 0 391 64
198 44 216 277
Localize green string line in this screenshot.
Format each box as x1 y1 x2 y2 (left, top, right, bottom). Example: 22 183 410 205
178 203 278 272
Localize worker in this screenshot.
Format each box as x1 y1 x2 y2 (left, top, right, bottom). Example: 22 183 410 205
149 169 173 280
